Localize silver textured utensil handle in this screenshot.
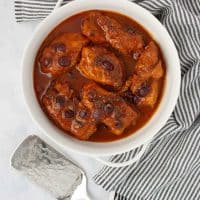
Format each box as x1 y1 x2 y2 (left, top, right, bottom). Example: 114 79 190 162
71 172 90 200
11 135 84 200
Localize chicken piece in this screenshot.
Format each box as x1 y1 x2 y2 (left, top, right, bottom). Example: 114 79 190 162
78 46 124 89
138 80 159 108
42 76 97 140
123 59 163 95
119 74 147 95
97 15 144 54
102 98 138 135
42 76 77 132
82 83 138 135
130 74 146 94
120 42 163 95
151 60 164 79
81 82 114 111
81 11 106 43
119 74 145 94
122 79 151 105
134 41 159 78
40 33 89 76
130 59 163 93
122 74 161 107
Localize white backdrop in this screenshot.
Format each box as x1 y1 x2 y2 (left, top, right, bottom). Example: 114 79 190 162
0 1 109 199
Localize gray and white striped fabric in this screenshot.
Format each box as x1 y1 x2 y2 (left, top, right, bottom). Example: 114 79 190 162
14 0 70 22
14 0 200 199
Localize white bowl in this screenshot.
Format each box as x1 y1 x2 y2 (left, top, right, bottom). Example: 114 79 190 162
22 0 180 157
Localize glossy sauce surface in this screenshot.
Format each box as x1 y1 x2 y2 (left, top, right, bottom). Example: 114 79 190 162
34 10 165 142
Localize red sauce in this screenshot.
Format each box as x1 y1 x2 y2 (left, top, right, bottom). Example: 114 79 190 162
34 10 166 142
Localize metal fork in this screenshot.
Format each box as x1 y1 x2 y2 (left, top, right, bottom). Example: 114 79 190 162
71 171 90 200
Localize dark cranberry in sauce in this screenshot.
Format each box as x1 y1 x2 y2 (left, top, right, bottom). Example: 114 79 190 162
132 95 140 105
123 90 134 103
102 60 114 71
79 110 88 118
137 83 151 97
64 109 74 118
104 103 114 114
132 51 140 60
88 90 97 102
67 71 75 78
115 121 122 128
123 90 140 105
55 95 65 106
54 43 66 52
126 27 136 34
100 123 108 130
42 58 52 67
58 56 71 67
95 56 114 71
92 110 101 120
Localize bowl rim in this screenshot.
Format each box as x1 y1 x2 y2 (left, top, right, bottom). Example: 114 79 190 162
21 0 181 156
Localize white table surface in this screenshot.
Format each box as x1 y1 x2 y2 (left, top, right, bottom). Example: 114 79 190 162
0 1 109 199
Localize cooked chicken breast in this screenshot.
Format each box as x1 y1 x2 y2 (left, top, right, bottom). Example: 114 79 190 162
40 33 89 76
78 46 124 89
81 11 106 43
97 15 144 54
42 75 97 140
82 82 138 135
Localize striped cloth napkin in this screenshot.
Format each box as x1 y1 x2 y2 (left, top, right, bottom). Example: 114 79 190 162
15 0 200 199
